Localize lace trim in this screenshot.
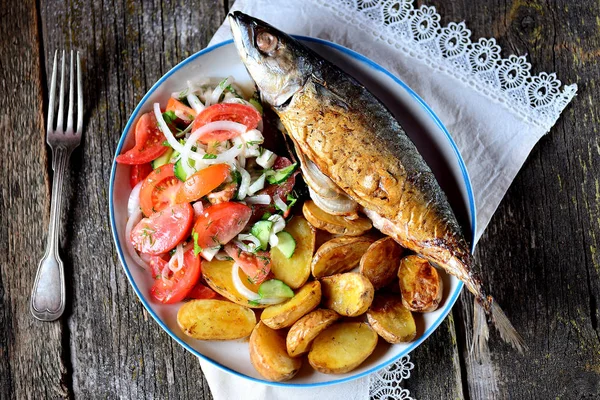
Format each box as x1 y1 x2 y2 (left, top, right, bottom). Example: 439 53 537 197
369 355 415 399
315 0 577 133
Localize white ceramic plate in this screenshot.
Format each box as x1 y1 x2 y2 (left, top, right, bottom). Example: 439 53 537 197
109 37 476 387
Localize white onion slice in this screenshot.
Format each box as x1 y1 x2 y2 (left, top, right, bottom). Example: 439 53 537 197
214 251 232 261
153 103 185 153
309 187 359 216
201 246 220 261
231 263 261 301
124 210 149 270
268 214 286 247
274 196 288 213
248 173 266 195
237 167 251 200
169 244 185 273
187 93 205 113
192 201 204 217
256 149 276 169
234 240 255 253
245 194 271 205
127 181 143 218
211 76 234 105
238 233 261 248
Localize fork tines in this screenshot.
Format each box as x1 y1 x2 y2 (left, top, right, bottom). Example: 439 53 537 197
47 50 83 136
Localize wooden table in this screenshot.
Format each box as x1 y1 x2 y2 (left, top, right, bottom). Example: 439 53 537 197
2 0 598 398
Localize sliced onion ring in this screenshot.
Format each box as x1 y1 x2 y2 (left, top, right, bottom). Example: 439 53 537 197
231 263 260 301
127 181 143 218
124 210 149 270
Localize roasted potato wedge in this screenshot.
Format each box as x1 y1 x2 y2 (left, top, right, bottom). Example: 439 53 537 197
321 272 374 317
366 294 416 343
202 259 268 308
303 200 372 236
286 309 340 357
261 281 321 329
270 216 315 289
249 321 302 382
398 255 443 312
359 237 403 289
311 236 375 278
177 299 256 340
308 322 378 374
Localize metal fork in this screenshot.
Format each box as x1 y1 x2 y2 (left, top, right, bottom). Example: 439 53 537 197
30 50 83 321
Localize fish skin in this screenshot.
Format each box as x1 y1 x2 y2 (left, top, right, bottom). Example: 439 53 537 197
229 12 524 354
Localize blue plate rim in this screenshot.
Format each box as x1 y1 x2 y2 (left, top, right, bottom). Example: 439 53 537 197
109 36 476 388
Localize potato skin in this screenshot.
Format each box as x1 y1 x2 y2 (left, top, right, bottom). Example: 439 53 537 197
320 273 374 317
286 309 340 357
249 321 302 382
398 255 443 312
261 281 321 329
308 322 378 374
270 216 315 289
359 237 403 289
366 294 417 343
177 299 256 340
303 200 372 236
202 259 268 308
312 236 375 278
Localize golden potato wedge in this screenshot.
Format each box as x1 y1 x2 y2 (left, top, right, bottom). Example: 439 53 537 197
303 200 372 236
270 216 315 289
398 255 443 312
261 281 321 329
286 309 340 357
320 272 374 317
202 259 268 309
249 321 302 382
177 299 256 340
315 229 337 250
311 236 375 278
308 322 378 374
366 294 416 343
359 237 403 289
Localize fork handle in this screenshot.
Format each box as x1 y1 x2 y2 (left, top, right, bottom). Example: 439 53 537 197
31 145 71 321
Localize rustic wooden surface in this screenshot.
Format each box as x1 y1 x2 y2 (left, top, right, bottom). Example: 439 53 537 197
1 0 598 399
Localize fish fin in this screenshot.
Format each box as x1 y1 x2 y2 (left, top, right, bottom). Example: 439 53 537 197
489 298 527 353
470 298 490 362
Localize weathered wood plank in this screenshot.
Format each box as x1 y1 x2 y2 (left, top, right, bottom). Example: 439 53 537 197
0 0 70 399
35 0 226 398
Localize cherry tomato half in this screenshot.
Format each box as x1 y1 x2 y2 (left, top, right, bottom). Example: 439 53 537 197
175 164 230 204
150 248 201 304
116 112 168 165
139 163 182 217
192 202 252 250
130 203 194 255
224 244 271 285
191 103 261 143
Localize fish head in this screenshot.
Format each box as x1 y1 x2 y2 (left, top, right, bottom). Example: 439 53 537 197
229 12 312 107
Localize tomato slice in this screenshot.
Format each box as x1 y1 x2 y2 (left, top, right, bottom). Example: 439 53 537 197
150 248 201 304
166 98 197 123
130 203 194 255
191 103 261 143
186 282 218 300
224 244 271 284
175 164 230 204
192 202 252 250
139 164 182 217
116 112 168 165
130 163 153 188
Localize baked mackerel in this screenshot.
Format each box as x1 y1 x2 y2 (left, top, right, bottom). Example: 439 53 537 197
229 11 525 355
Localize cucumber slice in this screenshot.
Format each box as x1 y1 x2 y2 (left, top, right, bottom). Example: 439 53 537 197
152 148 174 169
266 163 297 184
174 158 194 181
250 220 273 250
258 279 294 299
275 231 296 258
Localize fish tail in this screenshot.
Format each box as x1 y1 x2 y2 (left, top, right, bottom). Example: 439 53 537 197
470 297 489 360
487 296 527 353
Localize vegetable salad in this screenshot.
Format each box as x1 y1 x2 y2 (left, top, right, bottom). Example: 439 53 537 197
118 77 299 305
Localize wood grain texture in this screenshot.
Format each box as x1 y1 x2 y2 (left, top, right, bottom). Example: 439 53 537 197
2 0 599 399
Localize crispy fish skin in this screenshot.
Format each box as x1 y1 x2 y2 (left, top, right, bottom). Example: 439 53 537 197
229 11 524 355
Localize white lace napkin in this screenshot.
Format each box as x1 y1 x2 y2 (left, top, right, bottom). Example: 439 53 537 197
200 0 577 398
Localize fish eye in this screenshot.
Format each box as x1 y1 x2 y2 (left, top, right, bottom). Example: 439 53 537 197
256 31 278 54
